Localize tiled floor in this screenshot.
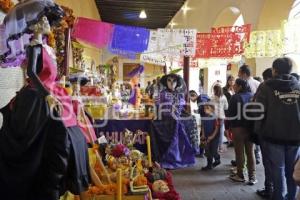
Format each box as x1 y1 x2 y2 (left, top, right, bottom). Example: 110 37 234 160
172 147 265 200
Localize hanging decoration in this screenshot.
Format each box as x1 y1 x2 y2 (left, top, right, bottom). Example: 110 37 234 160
0 0 14 13
195 24 251 58
178 57 199 68
244 30 283 58
140 30 167 66
283 18 300 54
109 25 150 57
72 17 113 48
52 5 76 78
156 29 197 56
194 33 212 58
72 41 85 70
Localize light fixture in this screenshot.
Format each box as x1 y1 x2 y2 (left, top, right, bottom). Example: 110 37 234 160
139 10 147 19
169 21 177 28
181 4 191 14
229 7 240 15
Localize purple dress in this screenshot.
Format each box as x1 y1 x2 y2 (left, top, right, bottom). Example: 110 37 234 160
151 89 197 169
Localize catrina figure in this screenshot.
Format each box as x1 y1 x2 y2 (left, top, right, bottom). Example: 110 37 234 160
128 64 144 109
150 73 199 169
0 1 90 199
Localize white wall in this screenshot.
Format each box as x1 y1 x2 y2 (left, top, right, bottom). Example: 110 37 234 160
199 60 227 96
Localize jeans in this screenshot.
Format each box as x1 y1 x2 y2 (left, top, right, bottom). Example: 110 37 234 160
264 141 300 200
255 145 261 161
205 135 220 167
218 120 225 145
232 127 256 179
260 138 273 192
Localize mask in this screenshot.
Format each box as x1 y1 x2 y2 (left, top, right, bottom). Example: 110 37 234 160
167 77 177 91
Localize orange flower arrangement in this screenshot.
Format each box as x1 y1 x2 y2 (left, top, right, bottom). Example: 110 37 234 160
134 175 148 186
47 32 56 49
0 0 14 13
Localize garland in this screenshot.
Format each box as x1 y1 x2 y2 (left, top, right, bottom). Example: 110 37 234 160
51 5 75 78
0 0 14 13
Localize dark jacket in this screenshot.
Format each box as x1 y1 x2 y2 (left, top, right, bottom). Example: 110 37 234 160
256 74 300 145
223 87 233 103
227 92 253 129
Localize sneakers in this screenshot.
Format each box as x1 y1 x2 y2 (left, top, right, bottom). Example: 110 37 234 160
231 160 237 166
248 177 258 185
230 167 237 175
229 175 246 182
201 165 213 171
212 160 221 168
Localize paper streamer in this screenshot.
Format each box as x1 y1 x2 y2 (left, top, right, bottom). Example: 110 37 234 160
140 30 167 66
72 17 113 48
157 29 197 56
109 25 150 54
283 18 300 54
195 24 251 59
244 30 283 58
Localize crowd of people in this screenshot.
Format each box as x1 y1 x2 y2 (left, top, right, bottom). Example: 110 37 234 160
190 57 300 200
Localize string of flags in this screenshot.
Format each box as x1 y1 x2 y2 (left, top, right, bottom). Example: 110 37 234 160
72 17 300 66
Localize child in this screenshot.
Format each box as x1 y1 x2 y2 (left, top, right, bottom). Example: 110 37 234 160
201 104 221 170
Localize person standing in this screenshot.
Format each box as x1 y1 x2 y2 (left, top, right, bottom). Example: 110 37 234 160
227 79 257 185
211 84 228 152
238 64 260 94
145 81 152 96
256 57 300 200
223 75 235 102
255 68 274 199
149 79 156 99
238 64 261 164
189 90 211 117
223 75 235 146
201 104 221 170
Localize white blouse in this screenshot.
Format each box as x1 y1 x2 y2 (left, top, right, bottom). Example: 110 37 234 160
211 95 228 119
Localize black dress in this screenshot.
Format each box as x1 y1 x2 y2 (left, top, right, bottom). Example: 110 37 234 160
0 45 91 200
0 87 91 200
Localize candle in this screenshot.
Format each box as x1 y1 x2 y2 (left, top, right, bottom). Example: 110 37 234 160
62 75 66 88
146 135 152 167
117 168 122 200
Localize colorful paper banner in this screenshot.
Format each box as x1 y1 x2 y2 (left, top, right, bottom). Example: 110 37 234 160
156 29 197 56
244 30 283 58
109 25 150 54
72 17 113 48
140 30 167 66
283 18 300 54
195 24 251 59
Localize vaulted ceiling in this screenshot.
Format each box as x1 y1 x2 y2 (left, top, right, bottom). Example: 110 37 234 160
95 0 186 29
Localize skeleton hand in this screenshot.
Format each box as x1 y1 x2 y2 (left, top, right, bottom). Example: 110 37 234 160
46 94 63 116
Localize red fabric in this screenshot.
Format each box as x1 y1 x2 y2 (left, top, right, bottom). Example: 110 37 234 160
80 86 101 96
37 48 77 127
146 171 181 200
72 17 113 48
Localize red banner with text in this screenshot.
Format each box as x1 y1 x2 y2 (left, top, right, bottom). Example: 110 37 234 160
195 24 251 58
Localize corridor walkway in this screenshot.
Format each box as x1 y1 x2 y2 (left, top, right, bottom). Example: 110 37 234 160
172 147 265 200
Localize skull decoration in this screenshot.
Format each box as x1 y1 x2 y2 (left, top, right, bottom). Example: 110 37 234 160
152 180 170 193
